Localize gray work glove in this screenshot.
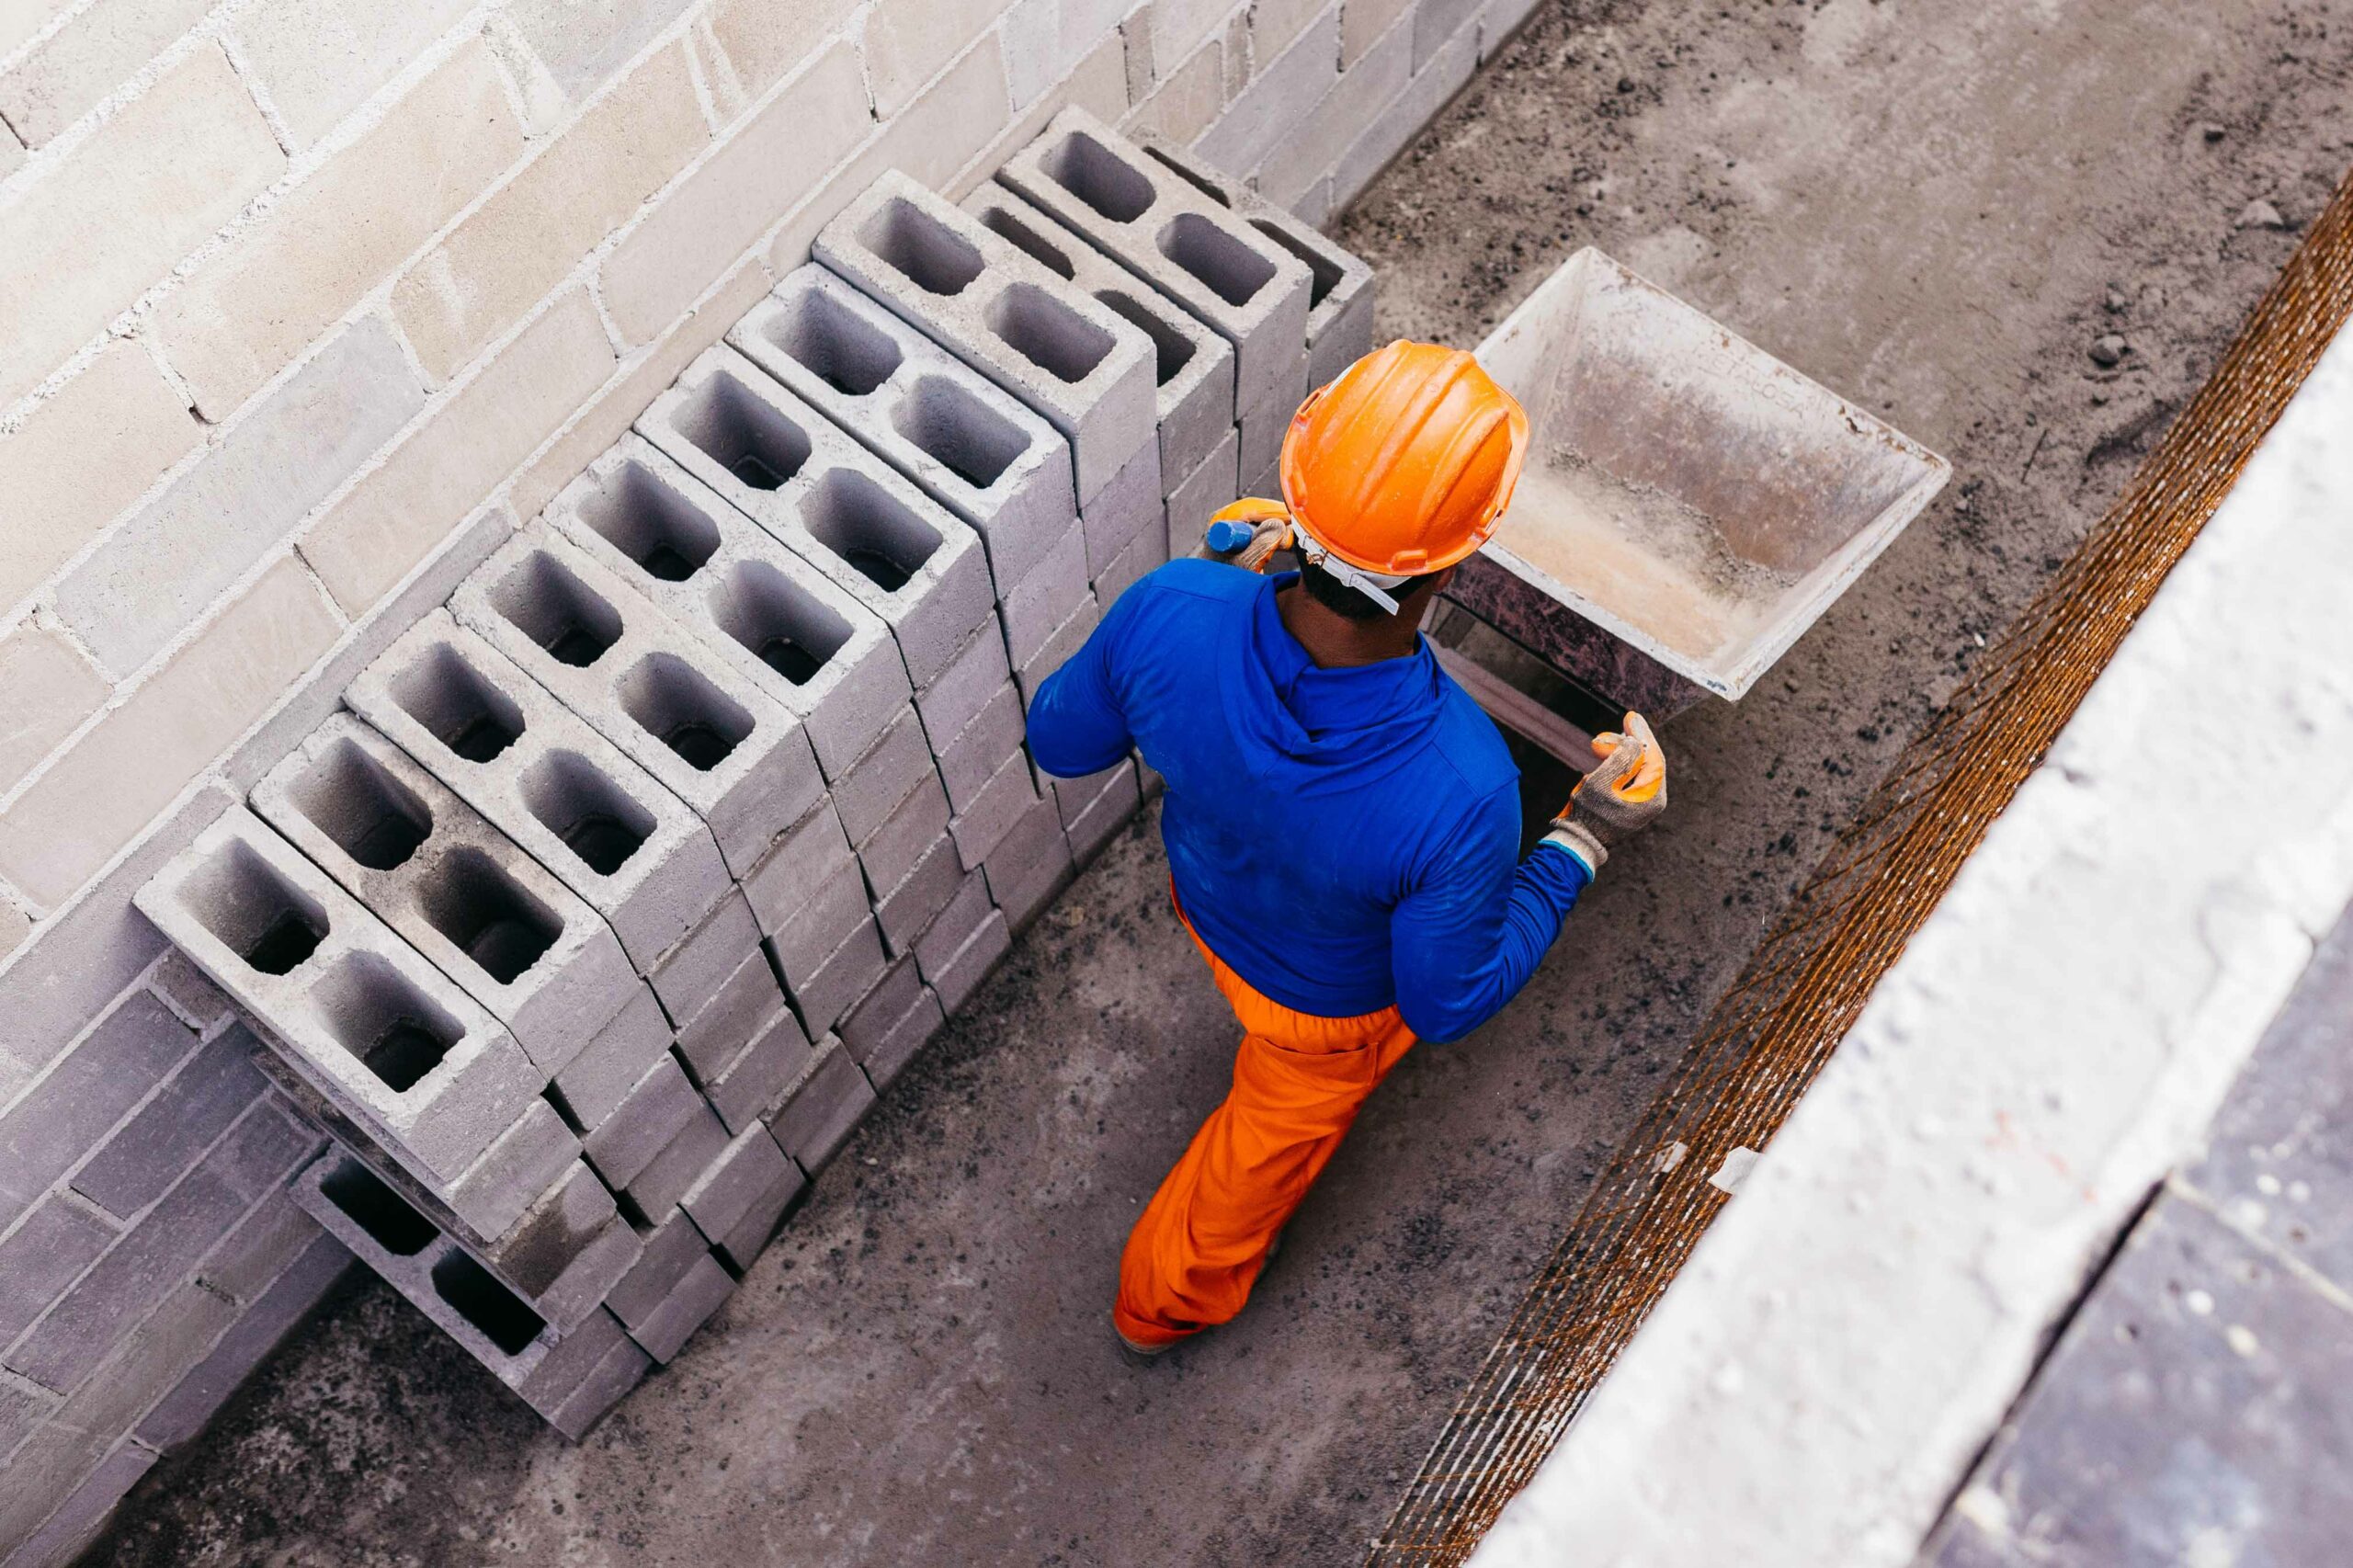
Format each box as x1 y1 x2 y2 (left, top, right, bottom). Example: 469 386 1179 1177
1542 712 1666 876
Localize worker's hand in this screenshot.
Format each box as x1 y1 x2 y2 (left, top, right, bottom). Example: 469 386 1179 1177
1543 712 1666 874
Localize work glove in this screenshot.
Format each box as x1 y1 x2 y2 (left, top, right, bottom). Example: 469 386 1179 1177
1542 712 1666 876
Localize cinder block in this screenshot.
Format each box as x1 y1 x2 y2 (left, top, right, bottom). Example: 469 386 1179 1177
450 527 824 879
765 1034 873 1174
874 836 963 956
858 771 952 896
1080 437 1165 582
756 843 870 1001
732 267 1077 593
1094 506 1170 607
998 108 1314 414
604 1208 707 1334
69 1023 263 1221
833 710 938 849
551 985 671 1132
639 347 995 691
672 948 787 1081
134 808 540 1187
626 1099 729 1222
547 437 909 778
1063 757 1144 863
256 1056 579 1245
1000 517 1090 670
740 799 857 943
1165 426 1243 557
961 181 1234 488
582 1052 700 1192
840 955 946 1091
345 612 731 971
1237 356 1313 494
787 917 887 1038
915 874 1010 1015
481 1161 642 1333
983 790 1077 934
949 748 1041 871
1134 129 1378 388
626 1251 733 1363
1017 596 1104 707
696 1007 816 1136
938 683 1027 814
253 712 636 1074
679 1125 790 1252
291 1150 562 1393
0 1199 116 1350
813 173 1155 506
647 890 762 1027
913 617 1012 758
514 1306 650 1440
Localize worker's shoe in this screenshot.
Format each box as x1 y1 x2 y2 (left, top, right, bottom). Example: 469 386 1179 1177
1113 1319 1177 1365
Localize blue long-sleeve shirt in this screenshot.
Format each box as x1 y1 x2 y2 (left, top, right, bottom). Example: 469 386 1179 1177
1027 561 1588 1041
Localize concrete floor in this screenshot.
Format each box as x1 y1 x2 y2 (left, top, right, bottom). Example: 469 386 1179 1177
88 2 2353 1563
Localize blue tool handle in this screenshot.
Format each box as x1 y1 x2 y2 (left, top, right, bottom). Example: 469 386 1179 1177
1204 518 1259 554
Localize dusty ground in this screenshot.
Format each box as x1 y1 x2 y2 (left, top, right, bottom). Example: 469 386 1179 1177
87 2 2352 1563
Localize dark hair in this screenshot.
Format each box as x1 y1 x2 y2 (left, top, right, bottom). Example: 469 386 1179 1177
1297 555 1442 620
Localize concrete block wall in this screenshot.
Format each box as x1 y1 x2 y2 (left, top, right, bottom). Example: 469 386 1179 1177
0 0 1478 1553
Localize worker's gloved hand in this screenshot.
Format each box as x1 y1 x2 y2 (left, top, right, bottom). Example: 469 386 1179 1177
1542 712 1666 875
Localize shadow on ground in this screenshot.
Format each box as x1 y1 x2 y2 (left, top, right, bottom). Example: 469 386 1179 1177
88 0 2351 1562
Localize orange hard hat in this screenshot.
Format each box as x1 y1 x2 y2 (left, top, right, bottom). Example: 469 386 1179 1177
1279 340 1529 579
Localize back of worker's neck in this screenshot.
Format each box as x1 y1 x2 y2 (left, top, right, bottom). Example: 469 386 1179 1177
1276 583 1425 669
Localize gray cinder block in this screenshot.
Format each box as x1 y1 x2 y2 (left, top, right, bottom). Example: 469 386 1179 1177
937 682 1025 815
1237 356 1312 499
763 845 870 1000
551 983 670 1132
646 889 761 1027
832 708 936 847
639 347 995 691
999 517 1088 672
1134 130 1378 389
626 1250 733 1363
450 526 824 880
516 1306 650 1440
581 1051 701 1192
1079 437 1164 584
605 1208 707 1332
252 712 635 1074
858 768 951 896
291 1149 563 1393
671 947 787 1081
949 747 1040 871
1165 426 1243 558
345 611 731 971
1060 757 1143 866
1093 507 1169 608
733 266 1077 593
786 916 886 1038
839 957 945 1091
1016 595 1102 708
695 1006 815 1136
482 1159 642 1332
626 1098 729 1222
913 616 1011 758
69 1022 264 1221
961 182 1234 492
814 172 1155 506
739 798 857 944
135 807 540 1187
678 1125 790 1253
255 1053 578 1246
914 873 1010 1015
983 790 1076 936
873 835 962 956
765 1033 873 1174
545 436 908 778
997 108 1314 415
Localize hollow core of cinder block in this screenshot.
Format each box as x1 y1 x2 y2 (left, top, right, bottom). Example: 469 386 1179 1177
313 949 463 1092
974 202 1076 281
521 751 654 877
986 282 1113 385
417 846 561 984
619 651 754 773
1040 130 1157 224
802 469 939 593
491 551 625 670
891 374 1029 489
180 835 332 976
430 1249 545 1356
860 196 985 297
673 371 813 493
322 1155 438 1256
582 461 722 584
1095 290 1194 387
707 556 852 685
1250 216 1342 306
390 642 528 765
1157 211 1275 307
766 287 903 398
288 735 434 871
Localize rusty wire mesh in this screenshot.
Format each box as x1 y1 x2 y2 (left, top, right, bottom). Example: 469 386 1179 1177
1367 163 2353 1566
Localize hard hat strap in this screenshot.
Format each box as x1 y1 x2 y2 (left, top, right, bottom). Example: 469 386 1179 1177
1288 517 1409 616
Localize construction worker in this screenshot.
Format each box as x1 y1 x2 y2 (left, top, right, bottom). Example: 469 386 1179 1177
1026 340 1668 1357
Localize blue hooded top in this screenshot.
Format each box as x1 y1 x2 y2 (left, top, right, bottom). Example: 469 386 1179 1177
1027 560 1589 1041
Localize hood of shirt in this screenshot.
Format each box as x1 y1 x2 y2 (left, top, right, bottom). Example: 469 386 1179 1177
1219 574 1447 784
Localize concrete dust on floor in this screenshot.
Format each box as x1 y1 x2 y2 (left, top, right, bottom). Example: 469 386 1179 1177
88 0 2353 1562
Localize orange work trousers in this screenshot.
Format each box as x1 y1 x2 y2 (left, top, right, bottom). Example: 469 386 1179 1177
1113 907 1417 1347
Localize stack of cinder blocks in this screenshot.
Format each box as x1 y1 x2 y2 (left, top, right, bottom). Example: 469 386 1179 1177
131 118 1373 1440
